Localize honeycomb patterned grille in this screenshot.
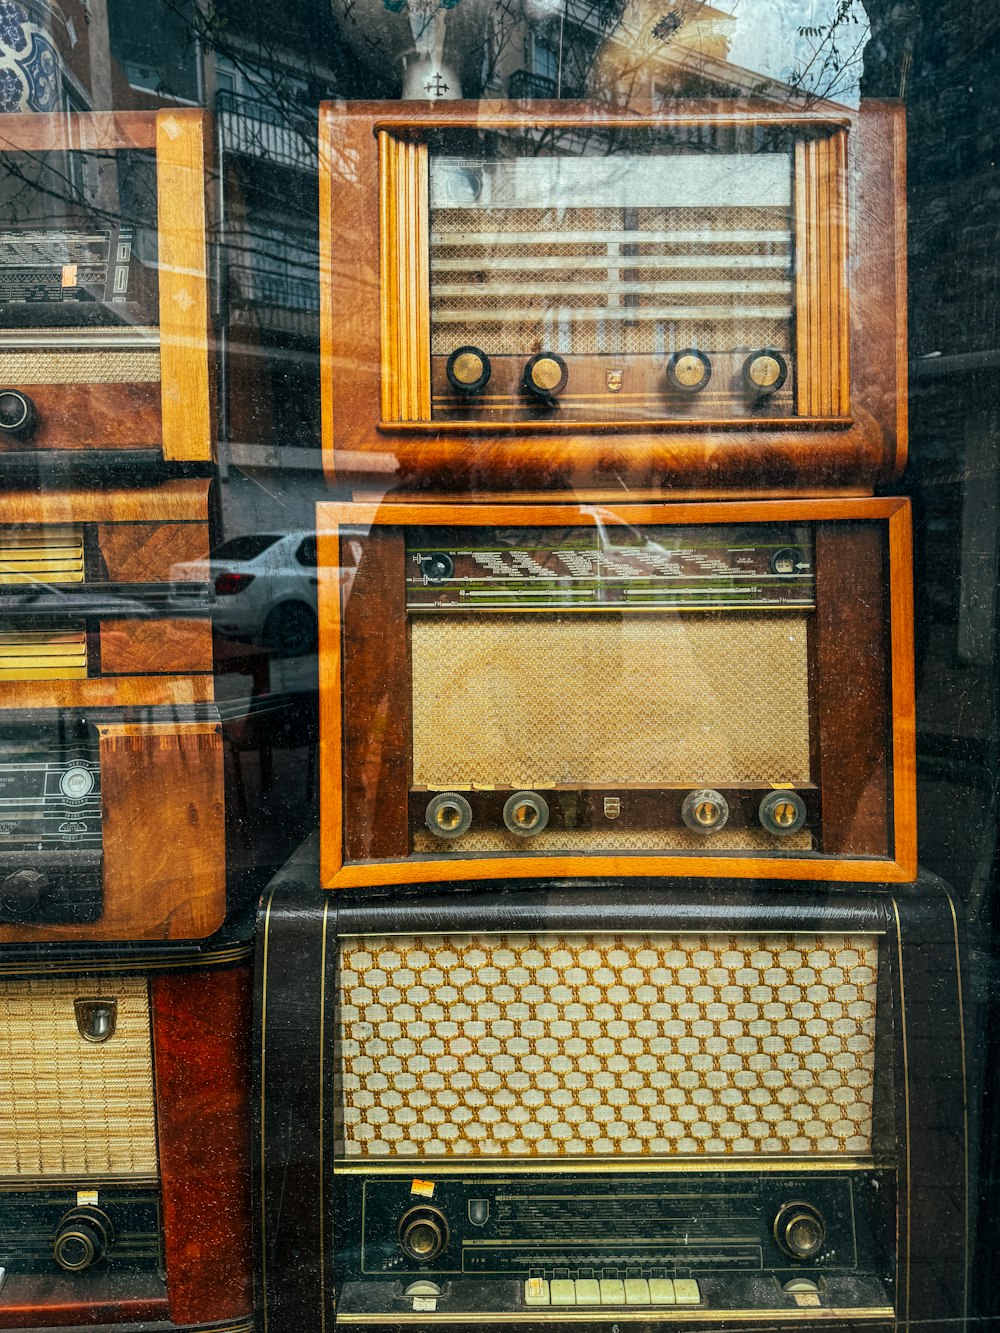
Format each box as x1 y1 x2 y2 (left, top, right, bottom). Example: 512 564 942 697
412 828 812 854
411 614 811 789
335 932 879 1160
0 978 158 1179
0 332 160 383
430 205 792 356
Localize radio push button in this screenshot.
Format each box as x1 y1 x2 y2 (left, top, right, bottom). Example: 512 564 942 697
574 1279 601 1305
665 349 711 393
524 1278 550 1306
446 346 492 394
673 1279 701 1305
599 1279 626 1305
524 353 568 400
681 788 730 834
550 1279 576 1306
648 1279 676 1304
624 1279 651 1305
759 790 808 836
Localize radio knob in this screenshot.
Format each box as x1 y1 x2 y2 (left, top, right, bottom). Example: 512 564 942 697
502 791 549 837
665 349 711 393
743 349 788 396
446 345 491 394
425 792 473 839
681 788 730 834
758 790 808 836
0 389 37 437
524 353 568 400
60 766 96 799
0 868 48 917
398 1206 449 1263
53 1206 115 1271
773 1201 826 1261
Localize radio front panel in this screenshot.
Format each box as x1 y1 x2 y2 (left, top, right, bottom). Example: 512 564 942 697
0 479 213 708
0 960 253 1330
321 100 907 492
318 497 916 888
0 111 213 465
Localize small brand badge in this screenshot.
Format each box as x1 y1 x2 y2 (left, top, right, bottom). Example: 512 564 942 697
74 998 117 1044
606 369 623 393
604 797 621 819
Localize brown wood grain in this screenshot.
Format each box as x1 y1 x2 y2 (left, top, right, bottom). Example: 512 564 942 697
97 521 208 582
0 479 210 525
152 964 254 1325
341 529 411 862
0 676 214 710
0 721 226 943
156 109 215 464
0 1276 167 1328
322 100 906 493
0 383 160 453
813 523 889 856
317 521 344 886
0 110 158 152
100 619 213 675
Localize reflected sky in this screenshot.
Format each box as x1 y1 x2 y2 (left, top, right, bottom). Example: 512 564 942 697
725 0 871 106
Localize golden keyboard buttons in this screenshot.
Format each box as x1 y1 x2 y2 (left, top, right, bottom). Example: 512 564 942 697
624 1278 651 1305
599 1279 626 1305
674 1279 701 1305
524 1278 550 1307
574 1279 601 1305
648 1278 676 1305
550 1280 576 1306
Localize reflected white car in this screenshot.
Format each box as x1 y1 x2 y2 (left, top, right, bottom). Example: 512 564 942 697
173 531 319 657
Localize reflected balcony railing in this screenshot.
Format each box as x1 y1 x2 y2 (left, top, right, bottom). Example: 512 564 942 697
216 89 318 172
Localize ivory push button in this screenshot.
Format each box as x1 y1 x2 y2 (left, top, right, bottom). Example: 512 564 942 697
524 1278 550 1307
624 1279 651 1305
574 1279 601 1305
649 1279 676 1304
599 1279 626 1305
550 1279 576 1306
673 1279 701 1305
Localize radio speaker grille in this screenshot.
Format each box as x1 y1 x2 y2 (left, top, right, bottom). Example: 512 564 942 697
0 627 88 679
0 978 158 1179
0 527 85 584
335 932 879 1160
411 613 811 789
0 333 160 384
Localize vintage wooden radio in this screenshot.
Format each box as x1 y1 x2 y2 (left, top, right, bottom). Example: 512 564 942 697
0 110 213 467
0 480 225 942
319 99 907 494
0 941 253 1331
317 496 916 890
256 864 968 1333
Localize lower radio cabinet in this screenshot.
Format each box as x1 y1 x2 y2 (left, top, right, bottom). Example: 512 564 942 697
0 955 253 1331
255 859 969 1333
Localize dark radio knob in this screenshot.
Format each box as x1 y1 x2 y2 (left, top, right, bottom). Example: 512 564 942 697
398 1206 449 1263
773 1201 826 1261
0 389 37 437
665 349 711 393
502 790 549 837
758 789 808 836
0 868 48 918
523 353 568 400
743 349 788 396
446 345 491 394
53 1206 115 1272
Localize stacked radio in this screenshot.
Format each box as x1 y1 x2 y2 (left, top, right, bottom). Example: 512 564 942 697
0 112 253 1331
252 94 969 1333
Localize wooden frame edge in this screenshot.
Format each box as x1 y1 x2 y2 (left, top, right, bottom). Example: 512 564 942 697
317 518 344 887
320 105 338 485
888 501 918 877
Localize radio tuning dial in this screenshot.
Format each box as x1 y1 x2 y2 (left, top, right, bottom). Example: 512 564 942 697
0 389 37 438
398 1206 450 1263
524 353 568 400
666 349 712 393
743 349 788 396
53 1205 115 1272
446 346 491 394
0 868 48 918
773 1201 826 1261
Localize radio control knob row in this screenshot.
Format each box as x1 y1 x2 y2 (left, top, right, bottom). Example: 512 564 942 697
398 1206 450 1263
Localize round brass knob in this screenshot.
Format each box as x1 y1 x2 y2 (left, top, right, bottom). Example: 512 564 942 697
398 1206 450 1263
425 792 473 839
743 349 788 396
758 790 808 836
502 790 549 837
53 1206 115 1272
774 1201 826 1261
666 349 711 393
681 788 730 834
446 345 491 394
0 389 37 437
523 352 568 399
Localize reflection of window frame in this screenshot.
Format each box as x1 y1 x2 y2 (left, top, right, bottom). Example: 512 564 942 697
526 32 560 84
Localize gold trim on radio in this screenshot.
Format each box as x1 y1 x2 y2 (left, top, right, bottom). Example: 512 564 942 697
333 1157 886 1177
337 1309 896 1325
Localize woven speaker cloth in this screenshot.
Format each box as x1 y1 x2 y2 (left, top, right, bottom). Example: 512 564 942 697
0 331 160 383
336 931 879 1160
0 978 158 1178
411 613 811 789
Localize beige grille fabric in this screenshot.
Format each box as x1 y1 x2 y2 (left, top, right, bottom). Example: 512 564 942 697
0 978 158 1179
0 338 160 384
412 828 812 854
336 932 878 1159
411 613 810 789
